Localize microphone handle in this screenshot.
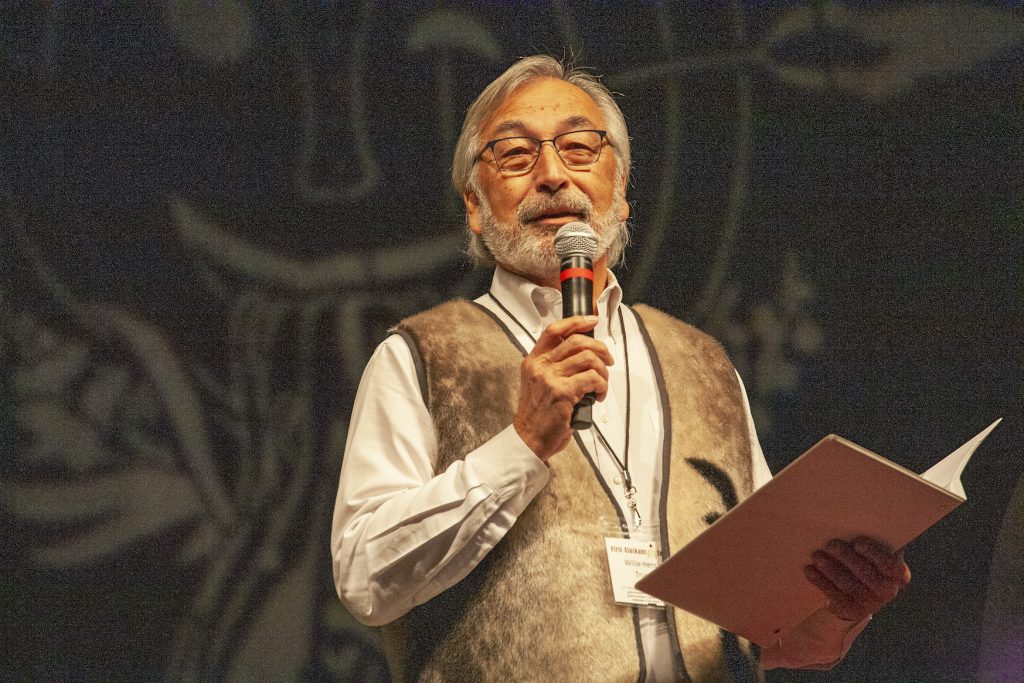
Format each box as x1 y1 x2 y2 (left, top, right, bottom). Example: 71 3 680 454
560 254 595 430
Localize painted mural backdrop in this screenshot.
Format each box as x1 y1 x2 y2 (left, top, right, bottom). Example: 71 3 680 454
2 2 1021 681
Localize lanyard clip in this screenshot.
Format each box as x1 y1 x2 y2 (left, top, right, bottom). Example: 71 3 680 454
623 477 642 530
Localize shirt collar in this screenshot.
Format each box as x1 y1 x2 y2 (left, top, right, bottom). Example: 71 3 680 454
489 265 624 341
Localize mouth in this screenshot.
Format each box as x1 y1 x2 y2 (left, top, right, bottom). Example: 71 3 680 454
527 210 585 227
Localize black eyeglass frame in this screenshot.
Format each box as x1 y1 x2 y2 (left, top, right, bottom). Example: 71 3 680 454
477 129 609 175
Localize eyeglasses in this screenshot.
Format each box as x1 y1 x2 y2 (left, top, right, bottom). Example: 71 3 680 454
478 129 608 175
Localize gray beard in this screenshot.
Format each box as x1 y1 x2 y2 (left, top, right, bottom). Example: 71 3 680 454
477 189 627 284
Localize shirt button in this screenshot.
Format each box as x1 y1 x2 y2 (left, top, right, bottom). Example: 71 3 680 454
613 475 622 485
601 414 609 423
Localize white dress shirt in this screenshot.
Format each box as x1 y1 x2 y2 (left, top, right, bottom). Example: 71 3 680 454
331 266 857 679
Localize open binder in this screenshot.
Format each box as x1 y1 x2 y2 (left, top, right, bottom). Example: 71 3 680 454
634 419 1002 647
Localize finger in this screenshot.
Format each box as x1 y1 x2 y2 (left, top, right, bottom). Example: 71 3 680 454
547 335 614 366
853 537 912 585
826 596 869 622
534 316 599 353
554 350 610 382
810 549 864 596
804 565 875 621
803 564 840 596
567 369 609 403
823 540 900 603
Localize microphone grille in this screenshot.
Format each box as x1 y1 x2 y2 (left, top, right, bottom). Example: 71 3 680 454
554 222 598 259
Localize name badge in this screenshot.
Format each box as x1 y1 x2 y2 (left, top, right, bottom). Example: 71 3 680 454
604 537 665 607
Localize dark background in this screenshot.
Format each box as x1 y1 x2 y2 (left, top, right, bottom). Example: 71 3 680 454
2 2 1022 681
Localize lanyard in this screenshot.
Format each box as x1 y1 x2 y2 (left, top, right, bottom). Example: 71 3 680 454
486 291 642 529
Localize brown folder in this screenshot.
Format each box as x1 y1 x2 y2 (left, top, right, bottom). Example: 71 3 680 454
634 420 1000 647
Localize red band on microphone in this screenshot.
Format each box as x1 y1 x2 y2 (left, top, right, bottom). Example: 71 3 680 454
560 267 594 282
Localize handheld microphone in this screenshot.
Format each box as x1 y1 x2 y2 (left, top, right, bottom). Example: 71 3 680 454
554 222 599 431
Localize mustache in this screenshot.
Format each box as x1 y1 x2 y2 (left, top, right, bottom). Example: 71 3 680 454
516 193 593 224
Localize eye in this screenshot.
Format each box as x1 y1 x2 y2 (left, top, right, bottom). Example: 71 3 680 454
556 131 603 164
560 145 598 164
499 145 533 159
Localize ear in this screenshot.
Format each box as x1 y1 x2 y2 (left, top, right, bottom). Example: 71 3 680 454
463 188 483 235
617 178 630 222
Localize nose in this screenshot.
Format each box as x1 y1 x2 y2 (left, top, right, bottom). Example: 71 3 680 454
532 141 570 195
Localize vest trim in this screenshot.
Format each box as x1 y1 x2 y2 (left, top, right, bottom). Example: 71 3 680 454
391 328 428 404
629 304 693 683
472 299 528 353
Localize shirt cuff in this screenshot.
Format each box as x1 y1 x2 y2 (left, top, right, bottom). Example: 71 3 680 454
465 424 550 502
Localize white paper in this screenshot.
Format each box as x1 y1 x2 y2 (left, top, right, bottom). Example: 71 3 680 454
920 418 1002 498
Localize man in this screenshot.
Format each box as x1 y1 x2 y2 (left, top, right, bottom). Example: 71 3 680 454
331 55 911 682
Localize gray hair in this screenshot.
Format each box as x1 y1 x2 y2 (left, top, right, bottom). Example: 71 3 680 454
452 55 631 266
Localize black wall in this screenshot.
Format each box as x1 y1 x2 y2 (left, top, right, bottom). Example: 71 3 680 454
2 3 1022 681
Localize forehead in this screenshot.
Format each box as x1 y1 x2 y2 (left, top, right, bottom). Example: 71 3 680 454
482 77 606 138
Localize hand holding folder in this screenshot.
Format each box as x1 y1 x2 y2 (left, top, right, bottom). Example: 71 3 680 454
635 419 1002 647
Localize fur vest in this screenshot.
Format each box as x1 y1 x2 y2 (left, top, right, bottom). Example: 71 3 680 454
381 300 761 682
